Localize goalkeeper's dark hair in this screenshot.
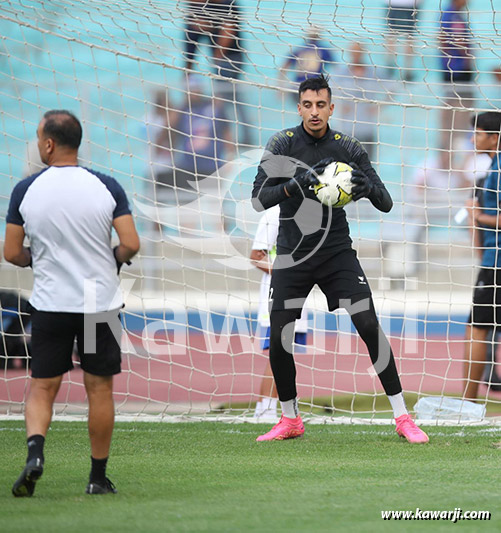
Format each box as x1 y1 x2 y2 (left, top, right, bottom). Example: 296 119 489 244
43 110 82 149
298 73 331 101
471 112 501 135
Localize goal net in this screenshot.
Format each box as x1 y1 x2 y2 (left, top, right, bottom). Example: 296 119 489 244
1 0 501 423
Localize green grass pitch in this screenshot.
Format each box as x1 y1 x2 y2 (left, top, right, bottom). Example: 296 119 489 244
1 420 500 532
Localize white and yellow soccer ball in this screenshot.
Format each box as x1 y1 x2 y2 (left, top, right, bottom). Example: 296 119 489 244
313 161 353 208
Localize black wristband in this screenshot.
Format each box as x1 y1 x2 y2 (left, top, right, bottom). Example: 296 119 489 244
25 247 32 268
113 246 131 274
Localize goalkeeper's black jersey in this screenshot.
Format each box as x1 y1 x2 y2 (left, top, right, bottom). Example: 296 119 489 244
251 123 392 260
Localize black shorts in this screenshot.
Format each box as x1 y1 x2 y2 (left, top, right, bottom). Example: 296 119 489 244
30 308 122 378
468 268 501 328
270 249 372 316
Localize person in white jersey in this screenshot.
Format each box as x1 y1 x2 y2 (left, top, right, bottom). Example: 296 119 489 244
250 205 309 421
4 110 140 497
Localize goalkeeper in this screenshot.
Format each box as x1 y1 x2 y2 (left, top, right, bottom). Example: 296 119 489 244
4 110 140 497
251 74 428 443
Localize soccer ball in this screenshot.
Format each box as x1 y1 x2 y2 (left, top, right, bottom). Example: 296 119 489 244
313 162 353 208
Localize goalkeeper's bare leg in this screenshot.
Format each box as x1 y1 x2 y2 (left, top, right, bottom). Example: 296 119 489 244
84 372 117 494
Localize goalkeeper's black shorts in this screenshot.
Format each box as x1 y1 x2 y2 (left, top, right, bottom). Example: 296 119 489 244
269 248 372 317
469 268 501 328
29 307 122 378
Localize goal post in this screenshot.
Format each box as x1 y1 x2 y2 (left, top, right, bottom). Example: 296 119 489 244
1 0 501 423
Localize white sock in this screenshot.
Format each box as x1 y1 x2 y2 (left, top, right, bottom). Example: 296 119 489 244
254 401 263 417
280 398 299 419
262 397 278 412
388 392 408 418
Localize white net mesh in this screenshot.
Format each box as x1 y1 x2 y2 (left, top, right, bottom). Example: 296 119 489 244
1 0 501 421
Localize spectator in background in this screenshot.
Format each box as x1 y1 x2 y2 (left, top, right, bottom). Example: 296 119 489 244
174 75 234 192
384 0 420 82
144 89 176 206
140 77 234 235
463 112 501 401
184 0 250 145
335 42 380 161
279 25 335 104
169 75 235 233
184 0 244 79
438 0 475 171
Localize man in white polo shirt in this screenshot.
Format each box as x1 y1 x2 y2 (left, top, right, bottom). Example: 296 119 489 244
4 110 140 497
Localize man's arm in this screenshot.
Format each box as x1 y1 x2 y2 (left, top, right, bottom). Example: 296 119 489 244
466 197 483 259
251 132 293 211
343 136 393 212
474 174 501 230
250 249 272 275
112 214 140 264
364 167 393 213
214 19 238 61
3 224 31 267
252 161 291 212
474 211 501 230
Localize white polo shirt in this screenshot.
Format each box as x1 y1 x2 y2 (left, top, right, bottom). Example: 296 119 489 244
7 166 131 313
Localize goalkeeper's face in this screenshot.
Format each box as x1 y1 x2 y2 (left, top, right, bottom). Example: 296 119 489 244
298 89 334 138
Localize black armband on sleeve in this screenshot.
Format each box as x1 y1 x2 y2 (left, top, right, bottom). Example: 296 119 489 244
24 247 32 268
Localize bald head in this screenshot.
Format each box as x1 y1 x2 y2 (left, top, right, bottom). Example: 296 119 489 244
37 110 81 166
42 110 82 149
